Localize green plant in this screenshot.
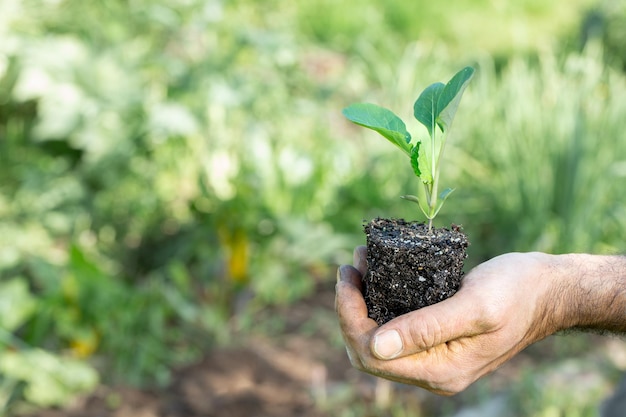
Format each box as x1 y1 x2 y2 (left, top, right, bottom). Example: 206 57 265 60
342 66 475 231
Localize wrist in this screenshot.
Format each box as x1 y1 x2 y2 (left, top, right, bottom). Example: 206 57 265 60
550 253 626 333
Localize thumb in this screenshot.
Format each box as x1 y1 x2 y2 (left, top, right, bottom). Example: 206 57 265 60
370 292 490 360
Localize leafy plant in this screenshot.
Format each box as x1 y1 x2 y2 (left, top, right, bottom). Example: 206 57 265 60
343 66 475 231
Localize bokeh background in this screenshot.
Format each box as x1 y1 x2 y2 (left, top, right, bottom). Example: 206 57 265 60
2 0 626 416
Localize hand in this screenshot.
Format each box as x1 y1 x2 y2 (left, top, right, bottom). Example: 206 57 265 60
335 246 565 395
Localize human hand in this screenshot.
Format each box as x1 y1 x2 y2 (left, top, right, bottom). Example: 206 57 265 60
335 246 566 395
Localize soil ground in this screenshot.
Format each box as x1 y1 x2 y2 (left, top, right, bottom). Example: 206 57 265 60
21 275 625 417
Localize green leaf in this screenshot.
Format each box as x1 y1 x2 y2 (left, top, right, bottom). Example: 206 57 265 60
0 349 99 407
433 187 456 218
413 82 444 137
410 142 421 177
439 187 455 200
436 66 475 132
400 194 430 219
400 194 420 204
342 103 412 154
0 278 37 332
417 183 433 218
418 148 432 184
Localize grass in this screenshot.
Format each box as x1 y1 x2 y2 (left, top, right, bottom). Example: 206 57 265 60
457 43 626 259
291 0 596 55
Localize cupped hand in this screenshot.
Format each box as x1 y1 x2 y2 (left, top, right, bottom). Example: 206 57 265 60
335 246 565 395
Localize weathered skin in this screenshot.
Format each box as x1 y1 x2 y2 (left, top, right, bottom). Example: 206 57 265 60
336 246 626 395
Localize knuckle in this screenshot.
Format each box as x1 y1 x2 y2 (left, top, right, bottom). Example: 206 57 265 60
474 300 503 331
405 315 443 351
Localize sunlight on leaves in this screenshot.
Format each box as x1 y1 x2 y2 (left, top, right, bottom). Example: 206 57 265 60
0 278 36 332
0 350 99 407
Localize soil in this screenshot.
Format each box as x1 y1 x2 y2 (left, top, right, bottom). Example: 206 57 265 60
364 218 469 325
19 283 348 417
19 278 618 417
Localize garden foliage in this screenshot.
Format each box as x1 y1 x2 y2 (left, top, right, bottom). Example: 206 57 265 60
1 0 626 414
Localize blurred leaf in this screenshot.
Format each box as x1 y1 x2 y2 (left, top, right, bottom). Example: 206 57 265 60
0 278 36 332
68 244 105 280
218 227 250 285
0 349 98 407
69 327 100 358
0 1 623 412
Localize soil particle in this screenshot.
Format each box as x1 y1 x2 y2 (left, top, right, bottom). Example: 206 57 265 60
364 218 469 325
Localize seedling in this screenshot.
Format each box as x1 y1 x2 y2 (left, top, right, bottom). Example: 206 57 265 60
343 67 475 232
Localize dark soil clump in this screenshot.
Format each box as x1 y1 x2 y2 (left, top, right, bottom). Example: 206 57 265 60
364 218 469 325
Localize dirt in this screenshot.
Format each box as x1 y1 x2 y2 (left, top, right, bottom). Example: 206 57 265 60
19 279 469 417
364 218 469 325
19 266 619 417
74 347 327 417
20 346 324 417
18 282 354 417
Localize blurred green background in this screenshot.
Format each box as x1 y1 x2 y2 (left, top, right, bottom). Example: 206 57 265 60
2 0 626 415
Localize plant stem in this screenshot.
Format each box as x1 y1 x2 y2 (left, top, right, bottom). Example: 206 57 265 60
427 130 450 233
428 130 438 232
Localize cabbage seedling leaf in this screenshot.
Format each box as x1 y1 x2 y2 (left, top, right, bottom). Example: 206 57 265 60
342 103 412 154
436 66 475 132
432 187 456 218
413 82 444 136
410 142 421 177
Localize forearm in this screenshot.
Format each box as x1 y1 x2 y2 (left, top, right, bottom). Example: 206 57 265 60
551 253 626 334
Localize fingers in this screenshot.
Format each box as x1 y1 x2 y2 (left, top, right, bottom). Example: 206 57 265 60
335 264 378 369
334 249 549 395
335 253 496 395
339 246 493 361
337 263 363 292
371 291 492 360
353 245 367 276
335 265 373 332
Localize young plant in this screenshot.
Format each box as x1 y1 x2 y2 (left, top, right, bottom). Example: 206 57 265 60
343 66 475 232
